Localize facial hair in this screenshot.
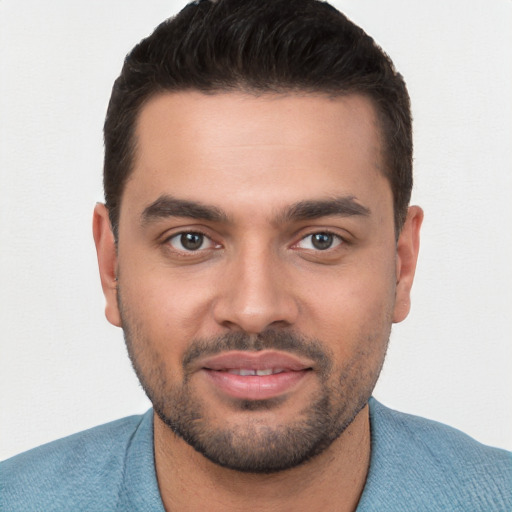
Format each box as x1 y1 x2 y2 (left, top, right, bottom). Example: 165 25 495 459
119 291 389 473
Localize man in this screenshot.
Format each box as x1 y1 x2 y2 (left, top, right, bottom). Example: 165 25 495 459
1 0 510 510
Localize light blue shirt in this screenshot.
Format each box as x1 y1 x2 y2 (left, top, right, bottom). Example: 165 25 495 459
2 398 511 511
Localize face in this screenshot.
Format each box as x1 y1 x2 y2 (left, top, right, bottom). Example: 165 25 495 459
94 91 422 473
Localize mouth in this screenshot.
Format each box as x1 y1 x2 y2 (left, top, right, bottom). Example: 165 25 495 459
223 368 287 376
198 351 314 401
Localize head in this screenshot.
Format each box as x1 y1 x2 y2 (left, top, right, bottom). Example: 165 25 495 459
103 0 413 240
94 0 422 475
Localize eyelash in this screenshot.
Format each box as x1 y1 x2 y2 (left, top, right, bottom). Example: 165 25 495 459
294 231 345 251
164 229 346 255
165 231 219 253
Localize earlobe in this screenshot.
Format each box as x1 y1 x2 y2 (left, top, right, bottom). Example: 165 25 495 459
393 206 423 323
92 203 122 327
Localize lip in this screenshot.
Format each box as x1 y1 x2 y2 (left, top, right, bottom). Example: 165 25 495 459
198 350 313 401
200 350 314 372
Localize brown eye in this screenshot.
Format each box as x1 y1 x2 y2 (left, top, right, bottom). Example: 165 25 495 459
296 232 342 251
311 233 334 250
168 232 212 251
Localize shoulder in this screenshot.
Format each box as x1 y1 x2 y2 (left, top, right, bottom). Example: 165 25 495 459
0 412 151 512
359 398 512 511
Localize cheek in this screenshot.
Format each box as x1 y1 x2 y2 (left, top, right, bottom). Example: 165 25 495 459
300 259 396 352
119 267 218 352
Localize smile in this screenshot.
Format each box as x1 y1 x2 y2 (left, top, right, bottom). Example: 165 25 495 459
197 350 314 401
224 368 285 376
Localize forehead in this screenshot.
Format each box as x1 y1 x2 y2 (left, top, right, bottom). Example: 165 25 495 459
123 91 391 221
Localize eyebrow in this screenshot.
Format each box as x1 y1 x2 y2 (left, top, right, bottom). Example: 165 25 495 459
140 194 370 226
279 196 370 222
141 195 228 224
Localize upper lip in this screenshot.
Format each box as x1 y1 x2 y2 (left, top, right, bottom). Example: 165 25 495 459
198 350 314 372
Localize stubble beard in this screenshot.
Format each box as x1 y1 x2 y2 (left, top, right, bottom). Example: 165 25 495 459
118 294 390 474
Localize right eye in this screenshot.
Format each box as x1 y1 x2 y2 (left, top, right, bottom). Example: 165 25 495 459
167 232 216 252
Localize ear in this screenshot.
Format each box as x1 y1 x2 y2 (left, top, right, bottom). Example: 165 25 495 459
92 203 122 327
393 205 423 323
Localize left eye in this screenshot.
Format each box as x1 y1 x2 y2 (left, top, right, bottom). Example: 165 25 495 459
296 232 343 251
168 232 215 251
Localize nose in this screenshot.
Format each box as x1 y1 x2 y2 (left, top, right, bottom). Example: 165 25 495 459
212 244 299 334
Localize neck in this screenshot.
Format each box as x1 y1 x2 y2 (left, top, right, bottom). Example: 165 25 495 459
154 405 371 512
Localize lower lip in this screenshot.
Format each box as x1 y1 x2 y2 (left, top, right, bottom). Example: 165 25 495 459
202 369 310 400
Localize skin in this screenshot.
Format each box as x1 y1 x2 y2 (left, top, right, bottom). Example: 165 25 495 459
93 91 422 511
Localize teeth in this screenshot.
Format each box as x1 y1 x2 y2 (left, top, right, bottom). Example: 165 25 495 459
226 369 255 376
256 369 273 376
225 368 284 376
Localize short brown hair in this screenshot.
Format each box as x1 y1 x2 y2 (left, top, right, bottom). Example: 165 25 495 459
104 0 413 238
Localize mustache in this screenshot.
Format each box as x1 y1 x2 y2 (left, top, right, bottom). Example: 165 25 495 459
182 330 333 374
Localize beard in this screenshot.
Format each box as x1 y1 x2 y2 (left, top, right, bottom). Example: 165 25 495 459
119 295 389 474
